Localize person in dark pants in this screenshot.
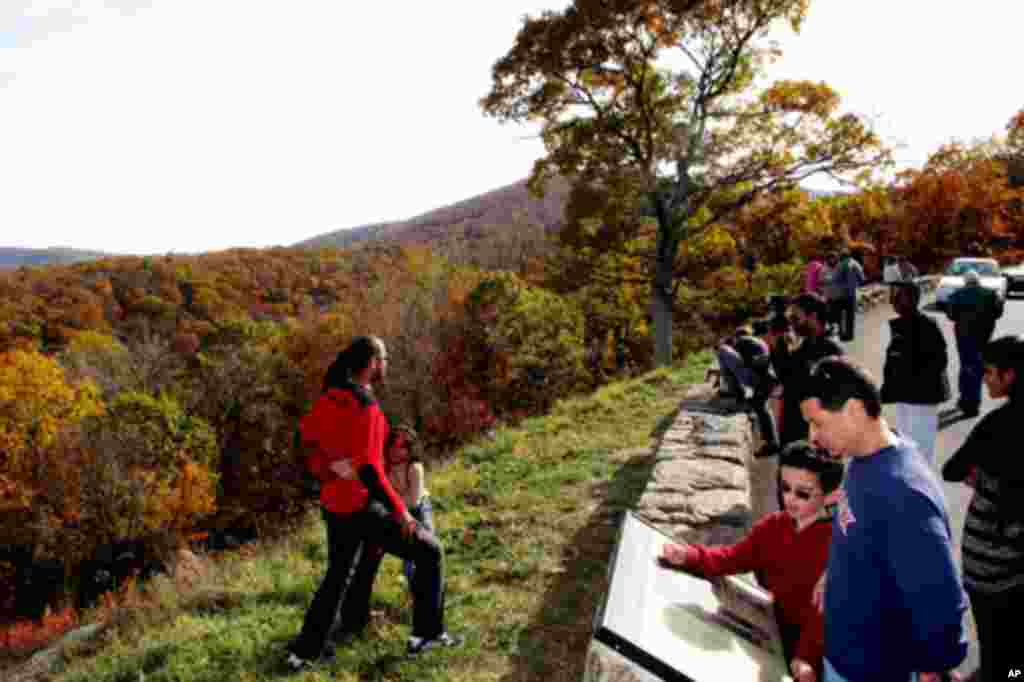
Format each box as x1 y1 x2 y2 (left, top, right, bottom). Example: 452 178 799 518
832 253 865 342
775 294 844 448
942 336 1024 682
945 271 1004 417
716 326 781 458
329 424 437 642
285 337 460 671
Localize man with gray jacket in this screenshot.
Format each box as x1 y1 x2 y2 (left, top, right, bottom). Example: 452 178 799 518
833 253 865 342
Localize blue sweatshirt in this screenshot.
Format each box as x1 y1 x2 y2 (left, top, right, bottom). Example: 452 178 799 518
825 439 968 681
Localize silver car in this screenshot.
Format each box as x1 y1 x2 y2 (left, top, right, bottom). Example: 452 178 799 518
935 257 1007 309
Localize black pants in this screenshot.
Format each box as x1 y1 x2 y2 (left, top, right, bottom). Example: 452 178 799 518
835 295 857 341
340 499 440 634
967 585 1024 682
290 502 445 658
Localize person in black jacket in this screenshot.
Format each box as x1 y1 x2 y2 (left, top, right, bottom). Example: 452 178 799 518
775 293 844 447
879 281 950 464
942 335 1024 682
717 326 780 458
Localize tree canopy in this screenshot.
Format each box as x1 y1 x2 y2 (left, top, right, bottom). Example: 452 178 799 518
482 0 890 364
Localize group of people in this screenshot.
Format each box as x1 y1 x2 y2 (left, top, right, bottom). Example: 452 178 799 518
697 263 1022 681
284 336 461 672
804 252 867 342
284 265 1015 679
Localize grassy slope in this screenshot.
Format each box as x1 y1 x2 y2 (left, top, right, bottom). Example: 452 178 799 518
53 352 711 682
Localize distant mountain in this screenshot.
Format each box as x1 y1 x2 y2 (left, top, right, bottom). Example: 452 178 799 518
0 247 111 269
296 177 572 250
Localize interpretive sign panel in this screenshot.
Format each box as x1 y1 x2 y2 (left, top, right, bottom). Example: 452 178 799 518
586 511 791 682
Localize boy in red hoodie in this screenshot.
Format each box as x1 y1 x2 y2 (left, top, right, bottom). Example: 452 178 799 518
660 441 842 682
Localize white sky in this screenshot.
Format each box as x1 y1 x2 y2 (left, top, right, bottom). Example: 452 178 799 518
1 1 1021 255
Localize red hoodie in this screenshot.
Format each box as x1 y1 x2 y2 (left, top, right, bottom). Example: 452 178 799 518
686 511 831 674
300 387 407 522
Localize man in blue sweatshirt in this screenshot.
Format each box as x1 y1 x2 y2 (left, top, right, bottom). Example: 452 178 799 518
798 357 967 682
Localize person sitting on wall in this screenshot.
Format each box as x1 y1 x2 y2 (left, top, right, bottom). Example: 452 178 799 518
716 325 781 459
660 441 843 682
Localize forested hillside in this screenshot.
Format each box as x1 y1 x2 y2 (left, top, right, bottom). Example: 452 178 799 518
2 108 1023 637
296 176 571 250
0 247 110 270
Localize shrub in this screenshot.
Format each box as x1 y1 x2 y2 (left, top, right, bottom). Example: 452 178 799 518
77 391 218 549
465 272 587 418
183 340 312 535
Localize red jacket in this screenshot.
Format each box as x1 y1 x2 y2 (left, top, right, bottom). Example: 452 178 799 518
686 511 831 672
300 387 407 521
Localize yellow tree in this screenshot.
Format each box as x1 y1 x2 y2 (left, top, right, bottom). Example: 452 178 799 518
482 0 890 365
0 350 102 513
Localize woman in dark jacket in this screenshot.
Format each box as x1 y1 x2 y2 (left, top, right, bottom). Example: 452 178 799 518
942 335 1024 682
879 281 950 463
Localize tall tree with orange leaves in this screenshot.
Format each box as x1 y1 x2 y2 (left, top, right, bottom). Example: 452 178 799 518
892 140 1024 269
482 0 890 365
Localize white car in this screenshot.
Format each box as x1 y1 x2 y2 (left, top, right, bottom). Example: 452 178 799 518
934 257 1007 309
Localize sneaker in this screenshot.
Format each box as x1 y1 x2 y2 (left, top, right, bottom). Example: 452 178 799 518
407 631 464 656
283 647 335 673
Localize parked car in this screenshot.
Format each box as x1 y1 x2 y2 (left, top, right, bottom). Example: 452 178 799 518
1002 262 1024 296
934 257 1007 309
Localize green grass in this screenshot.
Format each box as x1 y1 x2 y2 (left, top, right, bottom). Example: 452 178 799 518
51 352 711 682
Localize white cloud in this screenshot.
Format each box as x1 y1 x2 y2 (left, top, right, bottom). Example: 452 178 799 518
0 1 1020 254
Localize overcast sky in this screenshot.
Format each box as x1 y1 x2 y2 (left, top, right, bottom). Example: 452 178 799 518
1 1 1021 255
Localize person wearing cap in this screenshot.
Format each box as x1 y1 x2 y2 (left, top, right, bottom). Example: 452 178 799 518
880 281 950 464
946 271 1004 417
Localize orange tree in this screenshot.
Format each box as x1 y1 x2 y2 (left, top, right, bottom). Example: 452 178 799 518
892 141 1024 270
482 0 890 366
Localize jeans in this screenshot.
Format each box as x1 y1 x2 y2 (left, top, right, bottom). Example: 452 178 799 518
955 333 985 409
290 502 445 658
967 586 1024 682
403 498 435 584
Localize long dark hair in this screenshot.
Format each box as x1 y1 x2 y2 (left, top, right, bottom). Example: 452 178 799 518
983 335 1024 403
323 336 382 392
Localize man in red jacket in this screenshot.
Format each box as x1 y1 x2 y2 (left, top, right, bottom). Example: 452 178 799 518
661 441 843 682
285 336 460 671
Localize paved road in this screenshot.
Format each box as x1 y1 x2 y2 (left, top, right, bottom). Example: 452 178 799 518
840 289 1024 677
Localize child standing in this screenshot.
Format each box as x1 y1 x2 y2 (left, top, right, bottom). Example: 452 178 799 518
660 441 843 682
385 424 434 585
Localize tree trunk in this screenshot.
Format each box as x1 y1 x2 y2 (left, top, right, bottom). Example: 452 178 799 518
651 256 675 367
